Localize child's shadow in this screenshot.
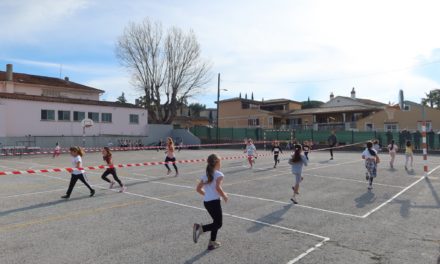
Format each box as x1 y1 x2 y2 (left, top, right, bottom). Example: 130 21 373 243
247 204 292 233
354 191 376 208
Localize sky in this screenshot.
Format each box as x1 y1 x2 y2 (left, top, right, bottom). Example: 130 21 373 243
1 0 439 108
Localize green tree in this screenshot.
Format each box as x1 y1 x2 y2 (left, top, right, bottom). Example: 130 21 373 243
188 103 206 117
301 99 324 109
422 90 440 108
117 92 127 103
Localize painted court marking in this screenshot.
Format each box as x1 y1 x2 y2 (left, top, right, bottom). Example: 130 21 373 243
361 164 440 218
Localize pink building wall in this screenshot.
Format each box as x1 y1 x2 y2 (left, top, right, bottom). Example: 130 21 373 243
0 98 148 137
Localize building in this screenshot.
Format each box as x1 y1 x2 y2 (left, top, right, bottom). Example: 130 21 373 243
289 88 387 131
218 96 302 128
0 64 148 137
355 101 440 132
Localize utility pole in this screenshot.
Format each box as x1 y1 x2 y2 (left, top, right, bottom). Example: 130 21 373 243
216 73 220 145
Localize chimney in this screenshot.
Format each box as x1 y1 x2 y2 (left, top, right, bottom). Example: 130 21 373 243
64 76 69 82
351 87 356 99
6 64 13 81
330 92 334 100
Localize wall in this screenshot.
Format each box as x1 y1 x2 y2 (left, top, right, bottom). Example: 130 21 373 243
171 129 201 145
218 100 275 128
356 104 440 131
0 98 148 137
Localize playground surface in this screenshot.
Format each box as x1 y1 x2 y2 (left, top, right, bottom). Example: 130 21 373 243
0 148 439 264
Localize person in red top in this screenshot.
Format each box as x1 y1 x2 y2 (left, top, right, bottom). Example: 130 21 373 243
101 147 126 193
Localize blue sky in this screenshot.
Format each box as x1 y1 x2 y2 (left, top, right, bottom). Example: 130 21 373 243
1 0 440 108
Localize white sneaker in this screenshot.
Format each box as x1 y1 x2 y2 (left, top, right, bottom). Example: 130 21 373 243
119 186 126 193
109 182 115 189
368 185 373 190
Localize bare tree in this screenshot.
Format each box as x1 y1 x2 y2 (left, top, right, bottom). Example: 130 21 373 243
116 19 212 124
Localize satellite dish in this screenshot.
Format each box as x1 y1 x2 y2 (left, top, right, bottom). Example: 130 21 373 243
81 118 94 128
398 90 404 110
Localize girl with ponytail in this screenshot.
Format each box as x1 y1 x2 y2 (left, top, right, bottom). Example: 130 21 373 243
362 141 381 190
288 144 308 204
193 154 228 251
387 140 398 169
61 146 95 199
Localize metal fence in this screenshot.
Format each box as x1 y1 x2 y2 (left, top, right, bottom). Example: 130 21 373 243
190 126 440 150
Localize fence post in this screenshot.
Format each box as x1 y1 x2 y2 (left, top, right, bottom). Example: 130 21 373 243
311 129 314 143
351 130 354 144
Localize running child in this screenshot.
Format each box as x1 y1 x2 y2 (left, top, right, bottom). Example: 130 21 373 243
271 141 283 168
101 147 126 193
362 141 380 190
373 140 381 153
244 139 257 169
302 140 311 160
164 137 179 177
61 147 95 199
387 140 398 169
53 142 61 158
193 154 228 250
405 140 414 171
288 144 308 204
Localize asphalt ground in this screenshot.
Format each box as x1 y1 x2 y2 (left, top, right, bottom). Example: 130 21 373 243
0 147 439 264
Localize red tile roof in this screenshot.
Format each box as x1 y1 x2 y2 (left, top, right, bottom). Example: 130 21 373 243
0 71 104 93
0 92 143 109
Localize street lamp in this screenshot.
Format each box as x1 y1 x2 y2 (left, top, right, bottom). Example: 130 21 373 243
216 73 227 145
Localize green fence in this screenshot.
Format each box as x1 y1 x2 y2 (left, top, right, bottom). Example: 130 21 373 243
190 126 440 150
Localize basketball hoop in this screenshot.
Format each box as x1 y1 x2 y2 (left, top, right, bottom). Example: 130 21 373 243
385 106 397 120
81 118 94 128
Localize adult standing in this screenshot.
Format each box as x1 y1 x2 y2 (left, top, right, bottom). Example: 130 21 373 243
328 130 338 160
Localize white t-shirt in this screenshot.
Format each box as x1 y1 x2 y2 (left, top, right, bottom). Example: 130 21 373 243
200 170 224 202
362 148 378 160
72 155 85 175
246 144 256 156
388 144 398 153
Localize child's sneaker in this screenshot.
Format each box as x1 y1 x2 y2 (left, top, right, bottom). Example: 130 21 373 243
109 181 115 189
290 196 298 204
368 184 373 190
207 241 221 250
119 186 126 193
193 223 203 243
167 170 172 176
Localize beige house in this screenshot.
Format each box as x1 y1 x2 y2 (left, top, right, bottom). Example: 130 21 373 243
289 88 386 131
218 97 301 128
356 101 440 132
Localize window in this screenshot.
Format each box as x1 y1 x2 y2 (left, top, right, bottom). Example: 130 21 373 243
73 111 85 122
248 118 259 127
101 113 112 123
365 123 374 131
88 112 99 122
58 111 70 121
403 105 411 111
384 123 399 132
129 114 139 124
41 110 55 121
417 121 432 131
241 102 250 109
268 117 274 126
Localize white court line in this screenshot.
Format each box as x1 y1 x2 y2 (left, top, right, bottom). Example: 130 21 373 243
94 184 330 264
303 173 407 189
129 173 364 218
361 164 440 218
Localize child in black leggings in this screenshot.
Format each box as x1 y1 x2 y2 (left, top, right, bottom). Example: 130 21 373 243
164 137 179 177
193 154 228 250
101 147 126 193
61 147 95 199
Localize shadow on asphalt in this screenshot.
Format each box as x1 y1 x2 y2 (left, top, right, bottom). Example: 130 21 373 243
354 191 376 208
246 204 293 233
0 195 98 217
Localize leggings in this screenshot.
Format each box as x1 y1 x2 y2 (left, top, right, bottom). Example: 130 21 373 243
274 154 279 164
164 156 178 172
101 168 123 187
202 199 223 241
65 173 94 196
329 148 334 158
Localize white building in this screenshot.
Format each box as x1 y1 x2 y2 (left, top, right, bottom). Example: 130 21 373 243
0 64 148 137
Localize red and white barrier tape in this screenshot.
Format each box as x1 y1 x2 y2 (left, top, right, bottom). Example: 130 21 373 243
0 152 278 176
